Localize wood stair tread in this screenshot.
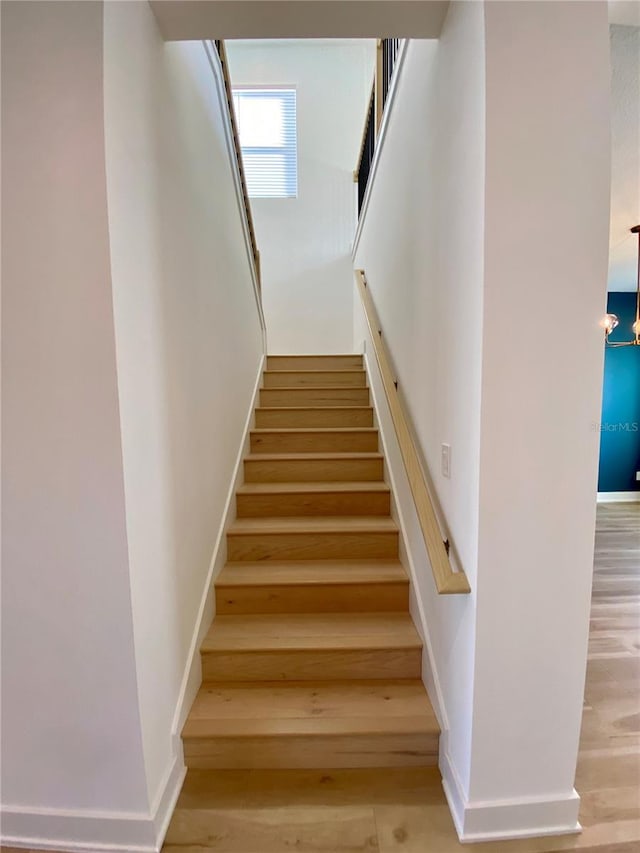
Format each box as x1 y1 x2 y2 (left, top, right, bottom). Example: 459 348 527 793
201 612 421 652
184 715 434 738
251 427 377 435
257 406 373 412
265 369 366 374
261 385 368 390
260 386 371 408
263 371 367 388
217 559 407 586
169 766 441 804
183 680 438 738
244 453 384 484
244 452 383 461
267 354 361 359
264 367 365 373
228 516 398 535
254 407 374 428
237 481 390 495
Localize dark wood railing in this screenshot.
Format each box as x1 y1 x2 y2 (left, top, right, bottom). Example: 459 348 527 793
354 39 402 215
381 39 400 106
355 85 376 214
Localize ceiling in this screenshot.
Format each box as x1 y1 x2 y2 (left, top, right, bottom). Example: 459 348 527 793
150 0 640 39
609 1 640 27
149 1 449 40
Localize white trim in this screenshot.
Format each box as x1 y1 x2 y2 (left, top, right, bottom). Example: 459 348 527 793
0 835 153 853
0 753 185 853
0 809 155 853
459 792 581 843
440 746 581 843
597 491 640 502
361 344 448 731
150 752 186 851
202 40 267 344
440 742 467 839
170 354 265 740
352 38 410 259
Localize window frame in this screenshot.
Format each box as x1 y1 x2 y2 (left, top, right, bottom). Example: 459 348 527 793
232 86 298 200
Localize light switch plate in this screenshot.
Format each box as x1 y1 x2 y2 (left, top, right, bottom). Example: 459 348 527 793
441 443 451 479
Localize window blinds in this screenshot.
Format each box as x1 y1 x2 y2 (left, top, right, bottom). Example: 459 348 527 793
232 88 298 199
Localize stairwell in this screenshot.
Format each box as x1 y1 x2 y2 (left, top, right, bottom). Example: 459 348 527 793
180 354 439 771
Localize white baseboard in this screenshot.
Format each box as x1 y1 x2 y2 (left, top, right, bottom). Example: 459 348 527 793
151 752 187 851
439 739 467 839
1 706 185 853
440 746 581 843
0 356 264 853
597 491 640 503
0 806 156 852
170 354 265 740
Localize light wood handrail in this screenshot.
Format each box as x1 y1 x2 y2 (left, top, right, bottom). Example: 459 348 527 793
215 40 261 288
355 270 471 595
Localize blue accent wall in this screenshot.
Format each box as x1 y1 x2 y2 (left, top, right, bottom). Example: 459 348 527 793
598 292 640 492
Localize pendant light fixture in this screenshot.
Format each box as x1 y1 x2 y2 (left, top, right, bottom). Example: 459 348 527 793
600 224 640 347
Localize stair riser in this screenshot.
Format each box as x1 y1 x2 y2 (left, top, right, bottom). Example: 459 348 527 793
244 458 384 483
255 408 374 428
236 490 390 517
267 355 363 371
201 647 422 682
227 531 398 562
263 371 367 388
183 733 438 769
250 431 378 454
216 581 409 614
260 388 370 408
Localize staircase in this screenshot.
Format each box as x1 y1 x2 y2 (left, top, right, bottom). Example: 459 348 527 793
181 354 439 770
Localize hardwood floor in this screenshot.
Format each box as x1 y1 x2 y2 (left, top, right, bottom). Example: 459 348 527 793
3 504 638 853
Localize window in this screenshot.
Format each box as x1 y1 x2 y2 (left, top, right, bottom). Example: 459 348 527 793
232 88 297 198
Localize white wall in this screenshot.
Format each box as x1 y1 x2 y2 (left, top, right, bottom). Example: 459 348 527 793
1 2 266 848
1 0 149 832
103 0 265 817
353 0 485 812
354 0 610 841
227 40 374 353
608 23 640 291
469 0 610 834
